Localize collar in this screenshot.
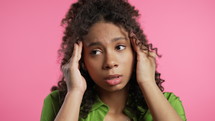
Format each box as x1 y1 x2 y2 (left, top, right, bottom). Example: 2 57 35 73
90 95 108 111
90 95 145 121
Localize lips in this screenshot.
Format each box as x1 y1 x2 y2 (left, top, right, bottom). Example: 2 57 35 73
104 74 122 86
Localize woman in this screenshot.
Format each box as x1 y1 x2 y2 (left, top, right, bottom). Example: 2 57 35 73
41 0 186 121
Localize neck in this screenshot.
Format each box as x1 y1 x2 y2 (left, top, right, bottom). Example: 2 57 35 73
97 85 129 114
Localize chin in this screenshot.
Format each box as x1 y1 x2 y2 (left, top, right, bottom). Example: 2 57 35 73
98 83 129 93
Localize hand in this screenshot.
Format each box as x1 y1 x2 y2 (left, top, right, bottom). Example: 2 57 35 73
130 33 157 85
61 41 87 94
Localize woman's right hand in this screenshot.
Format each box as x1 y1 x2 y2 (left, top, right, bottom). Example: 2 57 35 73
61 41 87 94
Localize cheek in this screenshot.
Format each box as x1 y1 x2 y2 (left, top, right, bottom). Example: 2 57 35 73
84 56 102 73
83 49 97 71
120 49 134 66
84 57 103 84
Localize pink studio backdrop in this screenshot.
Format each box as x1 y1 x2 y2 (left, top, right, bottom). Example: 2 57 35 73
0 0 214 121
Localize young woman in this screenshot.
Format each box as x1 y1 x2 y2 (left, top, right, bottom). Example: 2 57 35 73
41 0 186 121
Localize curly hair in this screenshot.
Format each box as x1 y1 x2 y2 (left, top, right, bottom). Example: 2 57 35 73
51 0 165 119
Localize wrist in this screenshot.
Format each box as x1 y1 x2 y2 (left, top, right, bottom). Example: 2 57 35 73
138 79 156 85
67 88 85 97
138 80 157 90
67 85 86 94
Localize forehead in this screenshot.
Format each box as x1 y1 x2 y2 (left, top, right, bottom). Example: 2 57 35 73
83 22 128 43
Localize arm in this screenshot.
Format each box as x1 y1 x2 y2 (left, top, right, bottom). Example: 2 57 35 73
139 82 183 121
55 42 86 121
54 90 84 121
130 34 183 121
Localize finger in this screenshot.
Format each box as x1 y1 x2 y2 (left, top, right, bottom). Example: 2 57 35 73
130 35 148 59
77 41 83 61
70 43 79 65
62 44 77 70
149 51 157 58
148 51 157 67
61 62 71 81
130 35 138 52
149 55 156 68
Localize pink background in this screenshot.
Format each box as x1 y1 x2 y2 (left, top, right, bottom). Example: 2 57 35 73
0 0 215 120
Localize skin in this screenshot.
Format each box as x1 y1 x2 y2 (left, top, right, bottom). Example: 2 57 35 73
83 21 134 121
83 21 134 92
54 21 183 121
130 33 183 121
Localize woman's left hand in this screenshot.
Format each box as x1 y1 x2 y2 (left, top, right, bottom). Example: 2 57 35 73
130 33 157 85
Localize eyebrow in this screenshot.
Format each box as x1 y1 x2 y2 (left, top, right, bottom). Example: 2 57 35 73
86 37 127 47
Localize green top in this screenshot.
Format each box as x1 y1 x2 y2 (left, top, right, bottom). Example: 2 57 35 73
41 90 186 121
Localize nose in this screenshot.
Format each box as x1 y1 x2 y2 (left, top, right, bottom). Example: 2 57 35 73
102 52 118 70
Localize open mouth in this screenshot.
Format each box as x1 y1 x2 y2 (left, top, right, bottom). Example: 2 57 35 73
104 75 122 86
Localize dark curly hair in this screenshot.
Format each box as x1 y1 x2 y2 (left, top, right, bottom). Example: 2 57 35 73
51 0 165 119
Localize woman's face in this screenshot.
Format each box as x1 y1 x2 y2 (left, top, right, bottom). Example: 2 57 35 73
83 21 134 92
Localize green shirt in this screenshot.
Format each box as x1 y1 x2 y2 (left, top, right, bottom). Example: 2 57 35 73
41 90 186 121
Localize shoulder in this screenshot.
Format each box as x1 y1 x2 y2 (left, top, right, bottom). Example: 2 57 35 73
163 92 186 106
44 90 61 102
140 92 186 121
163 92 187 120
41 90 62 121
163 92 184 110
43 90 62 109
163 92 181 101
43 90 62 111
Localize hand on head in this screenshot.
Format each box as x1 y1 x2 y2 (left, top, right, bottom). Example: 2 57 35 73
61 41 87 94
129 33 157 84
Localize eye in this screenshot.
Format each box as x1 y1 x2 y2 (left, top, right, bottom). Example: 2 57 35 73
90 49 102 55
116 45 126 51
